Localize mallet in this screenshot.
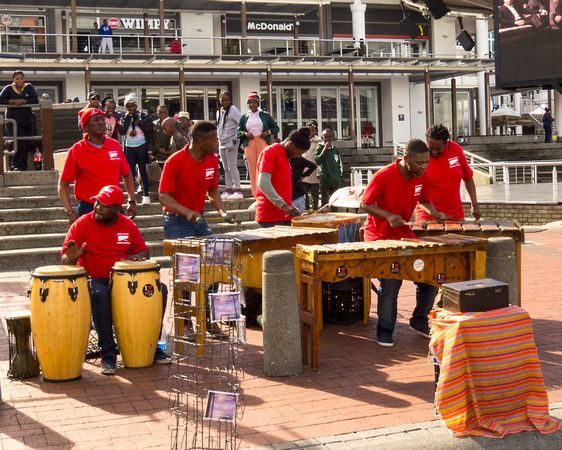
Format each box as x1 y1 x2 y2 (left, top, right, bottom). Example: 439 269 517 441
196 216 242 225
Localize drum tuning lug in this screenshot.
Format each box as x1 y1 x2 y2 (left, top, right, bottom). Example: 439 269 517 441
68 287 78 302
27 288 31 298
128 280 138 295
39 288 49 303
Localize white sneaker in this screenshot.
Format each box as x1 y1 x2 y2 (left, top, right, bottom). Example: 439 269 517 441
221 191 231 199
142 196 151 205
136 185 142 193
228 192 243 200
248 200 257 212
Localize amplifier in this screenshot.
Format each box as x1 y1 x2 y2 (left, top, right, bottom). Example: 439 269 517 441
442 278 509 313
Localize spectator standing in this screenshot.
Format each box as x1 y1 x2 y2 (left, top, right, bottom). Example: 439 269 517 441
118 93 154 205
162 117 187 157
99 19 114 54
150 105 182 163
90 22 100 53
290 155 316 211
0 70 39 171
101 97 121 140
315 128 343 208
236 91 279 205
217 91 243 200
158 121 234 239
255 127 311 228
360 139 447 347
302 120 322 210
543 107 554 143
176 111 193 144
58 108 137 223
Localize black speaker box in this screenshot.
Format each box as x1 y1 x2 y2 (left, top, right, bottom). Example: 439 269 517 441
424 0 450 20
442 279 509 313
400 16 420 40
457 29 475 52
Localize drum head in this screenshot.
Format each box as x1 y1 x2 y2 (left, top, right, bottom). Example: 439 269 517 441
112 259 159 271
5 310 31 321
32 265 87 277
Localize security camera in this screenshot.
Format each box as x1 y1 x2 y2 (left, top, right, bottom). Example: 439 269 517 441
422 10 431 19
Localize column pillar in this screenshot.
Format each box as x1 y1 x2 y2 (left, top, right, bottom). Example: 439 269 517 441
476 17 488 135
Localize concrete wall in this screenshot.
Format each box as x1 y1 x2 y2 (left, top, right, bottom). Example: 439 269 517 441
179 12 215 54
409 82 427 140
431 17 457 56
390 75 411 144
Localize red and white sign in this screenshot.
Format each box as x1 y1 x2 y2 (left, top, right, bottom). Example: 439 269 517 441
108 18 120 28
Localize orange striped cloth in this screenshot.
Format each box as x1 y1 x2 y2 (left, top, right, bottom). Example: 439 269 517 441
430 306 561 437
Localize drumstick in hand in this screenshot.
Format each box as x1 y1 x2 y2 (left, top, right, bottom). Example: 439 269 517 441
196 216 242 225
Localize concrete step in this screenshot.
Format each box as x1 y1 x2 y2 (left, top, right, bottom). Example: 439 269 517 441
0 209 255 237
3 170 60 186
0 195 79 209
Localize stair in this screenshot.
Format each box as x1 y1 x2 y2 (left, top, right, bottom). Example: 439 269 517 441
0 170 258 271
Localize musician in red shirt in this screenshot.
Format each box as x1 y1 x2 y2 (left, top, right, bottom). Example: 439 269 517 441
361 139 447 347
62 185 169 374
415 124 481 221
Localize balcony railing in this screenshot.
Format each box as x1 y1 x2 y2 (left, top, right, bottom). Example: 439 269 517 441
0 31 488 60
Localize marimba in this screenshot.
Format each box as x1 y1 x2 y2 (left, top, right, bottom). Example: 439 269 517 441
413 219 524 305
164 226 339 292
297 234 487 370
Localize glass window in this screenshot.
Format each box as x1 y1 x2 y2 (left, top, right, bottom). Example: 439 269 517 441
433 91 471 137
280 88 298 139
163 87 181 118
185 89 204 121
320 88 337 135
141 88 161 118
340 88 350 140
118 88 137 108
358 87 378 148
300 88 318 127
208 88 223 123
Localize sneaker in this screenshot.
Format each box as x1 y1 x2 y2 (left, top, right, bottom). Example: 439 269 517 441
228 192 243 200
100 361 116 374
410 324 431 339
142 196 151 205
248 200 258 212
136 184 142 193
377 336 394 347
221 191 230 199
154 348 171 364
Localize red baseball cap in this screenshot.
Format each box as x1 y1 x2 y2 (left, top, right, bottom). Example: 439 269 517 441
78 108 104 131
90 185 125 206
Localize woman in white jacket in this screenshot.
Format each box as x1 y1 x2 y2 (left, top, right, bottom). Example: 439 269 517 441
217 91 243 200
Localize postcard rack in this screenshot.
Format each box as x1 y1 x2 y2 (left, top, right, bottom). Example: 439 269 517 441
168 237 246 450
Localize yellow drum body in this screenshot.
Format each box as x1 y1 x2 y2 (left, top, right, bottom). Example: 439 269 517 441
111 260 162 368
30 265 90 382
292 213 361 243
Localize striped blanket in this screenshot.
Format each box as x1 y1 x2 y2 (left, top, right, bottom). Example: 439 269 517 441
430 306 561 437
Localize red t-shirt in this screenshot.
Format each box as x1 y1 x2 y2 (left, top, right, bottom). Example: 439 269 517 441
159 145 219 213
256 143 292 223
60 137 130 202
363 160 431 242
415 141 473 221
61 212 149 279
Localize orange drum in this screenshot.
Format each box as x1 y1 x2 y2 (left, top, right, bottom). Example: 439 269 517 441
111 260 162 368
30 265 90 382
292 213 361 243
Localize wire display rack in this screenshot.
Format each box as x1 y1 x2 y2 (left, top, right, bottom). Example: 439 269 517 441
168 238 246 450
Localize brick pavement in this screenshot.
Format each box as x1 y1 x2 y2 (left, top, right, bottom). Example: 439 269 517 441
1 228 562 449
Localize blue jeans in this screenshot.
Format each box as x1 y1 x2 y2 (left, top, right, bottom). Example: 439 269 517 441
292 195 306 212
162 213 212 239
125 143 149 196
89 278 168 364
376 279 438 339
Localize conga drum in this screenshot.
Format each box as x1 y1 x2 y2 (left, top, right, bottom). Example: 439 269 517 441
111 260 162 368
29 265 90 382
292 213 361 243
5 310 40 380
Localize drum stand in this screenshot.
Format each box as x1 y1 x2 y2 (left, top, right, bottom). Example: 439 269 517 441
169 238 245 450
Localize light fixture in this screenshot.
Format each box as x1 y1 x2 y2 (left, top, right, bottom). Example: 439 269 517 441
456 17 475 52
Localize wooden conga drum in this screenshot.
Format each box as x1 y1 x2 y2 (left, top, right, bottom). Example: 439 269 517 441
29 265 90 382
5 310 40 380
111 260 162 368
292 213 361 243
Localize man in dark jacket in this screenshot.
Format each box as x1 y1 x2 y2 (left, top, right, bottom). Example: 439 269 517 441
0 70 39 171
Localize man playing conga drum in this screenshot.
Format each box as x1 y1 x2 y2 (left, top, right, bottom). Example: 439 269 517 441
360 139 447 347
61 185 170 374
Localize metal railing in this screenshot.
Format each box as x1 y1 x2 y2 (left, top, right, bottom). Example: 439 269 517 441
0 31 486 60
351 160 562 202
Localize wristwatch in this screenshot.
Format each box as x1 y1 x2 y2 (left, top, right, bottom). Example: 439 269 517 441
128 200 136 204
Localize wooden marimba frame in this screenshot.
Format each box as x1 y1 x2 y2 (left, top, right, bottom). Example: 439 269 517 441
297 234 487 370
412 219 524 305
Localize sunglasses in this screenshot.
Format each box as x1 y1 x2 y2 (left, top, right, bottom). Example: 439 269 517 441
91 97 100 100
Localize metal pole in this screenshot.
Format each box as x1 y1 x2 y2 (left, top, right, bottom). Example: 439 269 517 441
485 71 491 135
61 10 68 53
41 100 54 170
241 1 247 55
71 0 77 53
160 0 166 54
85 65 91 101
144 12 150 54
424 70 431 130
318 3 325 56
267 66 274 119
179 66 186 111
451 77 457 142
348 67 356 147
